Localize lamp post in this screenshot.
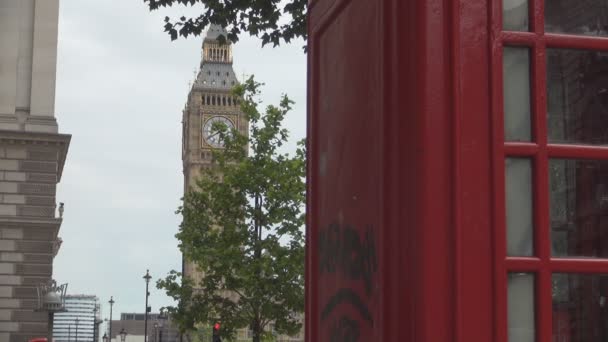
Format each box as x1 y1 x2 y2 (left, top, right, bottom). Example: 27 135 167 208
108 296 115 341
75 317 79 341
68 325 71 342
93 304 102 342
119 328 127 342
35 279 68 342
143 269 152 342
153 322 158 342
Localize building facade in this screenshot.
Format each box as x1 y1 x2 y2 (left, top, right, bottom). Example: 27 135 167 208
53 295 99 342
0 1 70 341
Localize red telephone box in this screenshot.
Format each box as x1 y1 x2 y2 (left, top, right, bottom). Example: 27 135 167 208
307 0 608 341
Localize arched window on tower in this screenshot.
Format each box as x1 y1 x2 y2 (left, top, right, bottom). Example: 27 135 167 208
228 97 232 106
223 96 226 106
212 95 216 106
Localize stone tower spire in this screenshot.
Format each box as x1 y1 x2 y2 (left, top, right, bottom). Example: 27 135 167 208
193 24 238 90
181 24 246 284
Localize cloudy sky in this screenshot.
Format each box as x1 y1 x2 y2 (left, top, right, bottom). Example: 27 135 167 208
53 0 306 321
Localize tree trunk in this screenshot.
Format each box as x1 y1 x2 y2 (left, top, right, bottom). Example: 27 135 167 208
252 318 262 342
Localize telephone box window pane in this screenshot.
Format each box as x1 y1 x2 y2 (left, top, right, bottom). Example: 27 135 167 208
506 158 534 256
508 273 535 342
503 0 529 31
547 48 608 145
504 47 532 142
550 159 608 257
546 1 608 37
552 273 608 341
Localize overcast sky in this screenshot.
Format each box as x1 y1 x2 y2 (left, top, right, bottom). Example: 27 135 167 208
53 0 306 322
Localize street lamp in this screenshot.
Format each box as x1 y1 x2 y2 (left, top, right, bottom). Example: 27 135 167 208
108 296 115 341
35 279 68 342
153 322 158 342
119 328 127 342
93 304 102 342
75 317 79 341
143 269 152 342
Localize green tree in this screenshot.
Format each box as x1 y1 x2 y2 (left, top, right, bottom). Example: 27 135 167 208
143 0 307 46
158 77 305 342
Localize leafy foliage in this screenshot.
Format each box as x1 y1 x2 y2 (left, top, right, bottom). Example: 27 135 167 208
158 77 305 342
143 0 307 46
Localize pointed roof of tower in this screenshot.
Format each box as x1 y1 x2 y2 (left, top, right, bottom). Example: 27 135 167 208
205 24 229 42
191 24 238 91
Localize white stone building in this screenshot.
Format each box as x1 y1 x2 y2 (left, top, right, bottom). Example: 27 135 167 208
0 1 71 341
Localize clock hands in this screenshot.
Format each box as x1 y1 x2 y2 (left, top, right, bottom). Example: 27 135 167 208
204 117 234 147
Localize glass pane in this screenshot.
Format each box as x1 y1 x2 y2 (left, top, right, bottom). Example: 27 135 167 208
506 158 534 256
508 273 535 342
504 0 529 31
546 1 608 37
547 48 608 145
504 47 532 141
552 273 608 341
550 159 608 257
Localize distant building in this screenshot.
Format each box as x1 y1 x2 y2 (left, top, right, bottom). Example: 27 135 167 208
109 313 180 342
53 295 100 342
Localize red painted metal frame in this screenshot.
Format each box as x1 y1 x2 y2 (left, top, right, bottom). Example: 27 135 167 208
307 0 495 340
307 0 608 340
492 1 608 342
307 0 459 340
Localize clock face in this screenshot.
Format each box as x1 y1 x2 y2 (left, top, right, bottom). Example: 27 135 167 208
203 116 235 148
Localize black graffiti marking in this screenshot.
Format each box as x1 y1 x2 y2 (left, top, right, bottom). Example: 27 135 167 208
329 316 361 342
319 223 378 295
321 288 373 324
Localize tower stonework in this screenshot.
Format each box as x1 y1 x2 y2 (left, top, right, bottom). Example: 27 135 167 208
181 25 246 283
0 1 71 341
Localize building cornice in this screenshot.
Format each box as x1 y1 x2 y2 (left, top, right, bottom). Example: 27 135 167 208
0 215 62 227
0 130 71 181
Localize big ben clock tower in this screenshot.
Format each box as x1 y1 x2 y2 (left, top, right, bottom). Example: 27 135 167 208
181 25 246 282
